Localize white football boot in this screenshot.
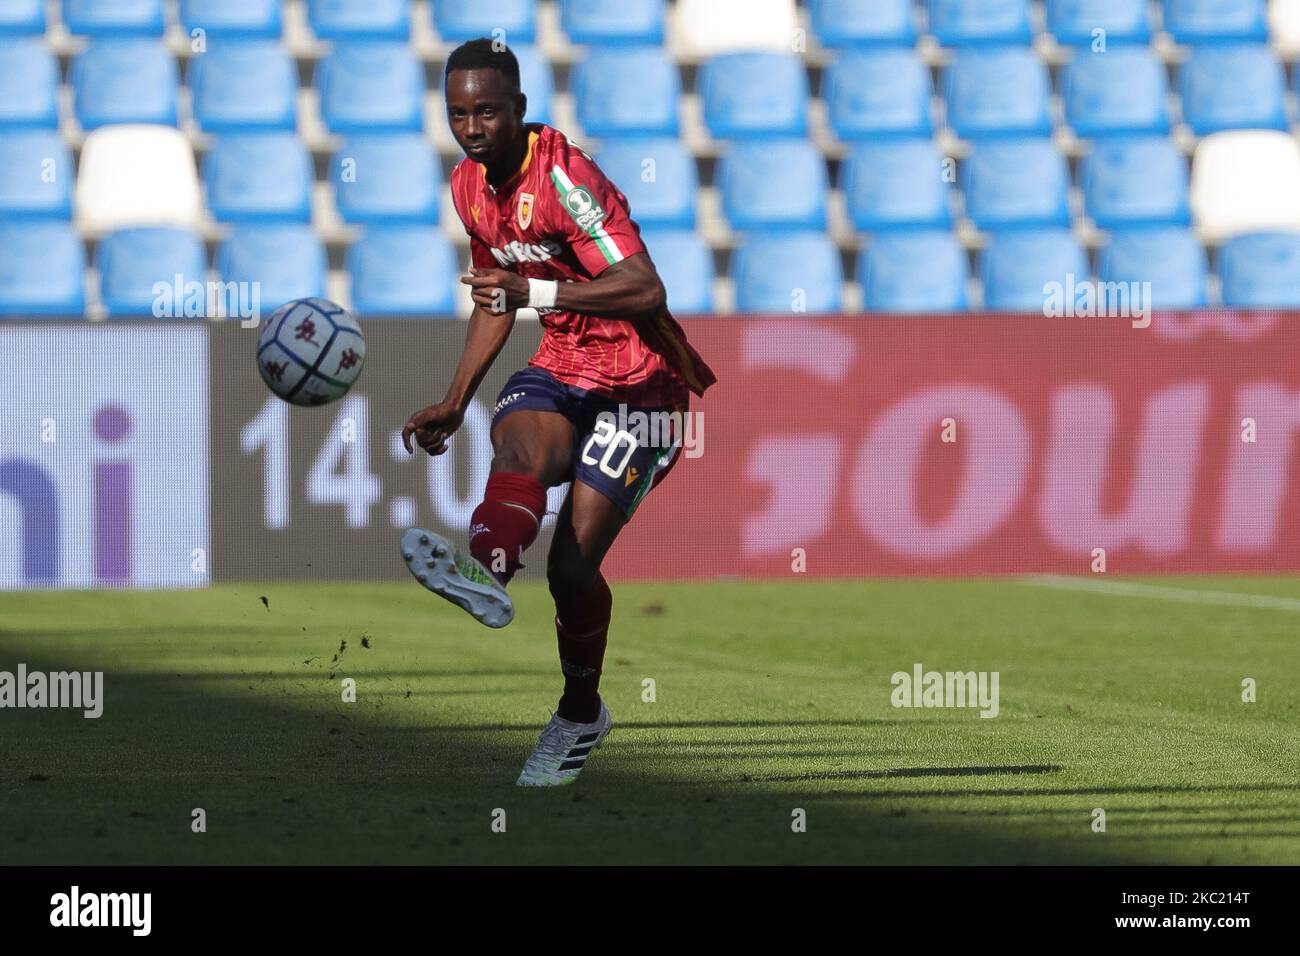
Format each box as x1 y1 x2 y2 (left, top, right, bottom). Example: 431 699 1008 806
400 528 514 628
516 699 613 787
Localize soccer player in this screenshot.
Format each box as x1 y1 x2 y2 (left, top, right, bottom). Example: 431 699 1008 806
399 40 716 787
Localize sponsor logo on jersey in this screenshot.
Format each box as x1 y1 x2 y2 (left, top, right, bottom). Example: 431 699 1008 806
517 192 535 230
562 185 606 232
490 239 562 267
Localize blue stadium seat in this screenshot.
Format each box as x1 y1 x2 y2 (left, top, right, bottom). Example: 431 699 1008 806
927 0 1032 46
1082 137 1190 229
1098 227 1207 307
1046 0 1151 45
1063 46 1169 138
331 134 440 225
96 227 206 315
216 224 327 308
1163 0 1267 45
204 133 313 222
0 0 43 33
825 48 932 140
732 231 843 314
944 47 1052 140
981 228 1090 311
64 0 164 36
72 39 178 129
860 230 969 313
0 38 58 127
573 47 679 137
699 52 808 139
596 138 696 228
0 221 83 314
514 45 554 126
316 42 423 133
1219 232 1300 306
842 139 952 231
640 228 714 313
308 0 409 41
435 0 536 44
190 40 296 132
717 139 828 231
0 130 72 218
1180 44 1287 134
962 139 1071 231
560 0 664 45
809 0 916 48
347 226 458 316
181 0 282 38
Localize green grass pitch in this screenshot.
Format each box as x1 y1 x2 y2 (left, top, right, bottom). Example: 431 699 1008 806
1 576 1297 865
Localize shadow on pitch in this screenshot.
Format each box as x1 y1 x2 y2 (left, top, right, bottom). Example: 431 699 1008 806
918 803 1300 817
754 764 1063 783
1104 830 1300 840
799 782 1300 800
0 632 1281 866
378 718 921 732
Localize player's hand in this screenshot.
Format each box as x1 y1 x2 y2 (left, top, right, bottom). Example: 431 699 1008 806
401 401 464 456
461 267 530 313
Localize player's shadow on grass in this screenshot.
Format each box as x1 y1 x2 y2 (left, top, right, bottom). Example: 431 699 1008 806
1107 830 1300 839
800 782 1300 800
576 719 916 728
384 718 918 732
756 764 1064 783
938 803 1300 817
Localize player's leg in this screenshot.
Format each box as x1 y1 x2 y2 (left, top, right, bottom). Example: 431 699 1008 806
402 369 575 627
546 482 624 723
515 482 624 786
465 408 573 587
515 398 689 786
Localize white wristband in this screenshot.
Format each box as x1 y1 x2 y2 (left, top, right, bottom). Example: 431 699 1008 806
527 278 558 309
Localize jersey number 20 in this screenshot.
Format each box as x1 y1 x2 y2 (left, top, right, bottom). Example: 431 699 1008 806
580 420 638 478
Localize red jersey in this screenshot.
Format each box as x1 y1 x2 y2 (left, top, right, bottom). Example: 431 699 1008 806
449 123 716 409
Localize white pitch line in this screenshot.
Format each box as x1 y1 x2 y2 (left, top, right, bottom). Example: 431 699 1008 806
1021 574 1300 614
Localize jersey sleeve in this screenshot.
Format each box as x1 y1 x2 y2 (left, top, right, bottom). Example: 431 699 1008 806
543 147 646 277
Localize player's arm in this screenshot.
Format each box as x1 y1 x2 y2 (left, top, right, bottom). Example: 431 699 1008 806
442 299 519 413
401 301 515 456
461 252 666 319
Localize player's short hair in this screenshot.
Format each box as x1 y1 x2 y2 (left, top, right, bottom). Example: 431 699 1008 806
444 38 520 92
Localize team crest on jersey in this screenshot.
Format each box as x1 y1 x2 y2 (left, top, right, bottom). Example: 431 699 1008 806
517 192 535 230
563 185 606 232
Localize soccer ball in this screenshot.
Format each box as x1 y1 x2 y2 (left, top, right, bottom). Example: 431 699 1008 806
256 298 366 406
